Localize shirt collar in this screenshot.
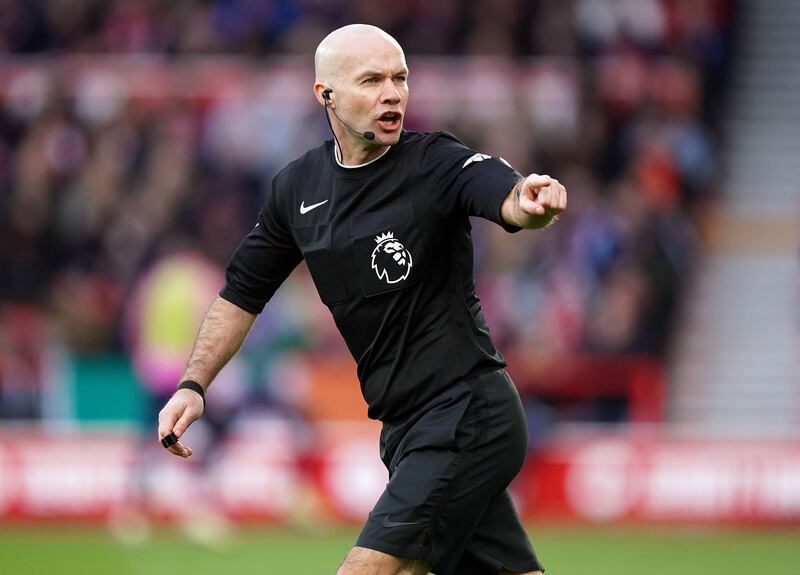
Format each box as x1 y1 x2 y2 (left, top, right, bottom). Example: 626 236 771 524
334 144 391 168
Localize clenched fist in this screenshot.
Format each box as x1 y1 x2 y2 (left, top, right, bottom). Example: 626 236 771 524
502 173 567 229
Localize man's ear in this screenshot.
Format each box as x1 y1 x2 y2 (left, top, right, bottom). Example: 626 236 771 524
314 83 333 106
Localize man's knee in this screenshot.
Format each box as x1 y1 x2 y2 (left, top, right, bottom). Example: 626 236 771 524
336 546 430 575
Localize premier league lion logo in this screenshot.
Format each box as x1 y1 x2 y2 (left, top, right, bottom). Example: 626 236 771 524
371 231 413 284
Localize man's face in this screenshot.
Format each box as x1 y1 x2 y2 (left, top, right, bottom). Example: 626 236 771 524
335 39 409 147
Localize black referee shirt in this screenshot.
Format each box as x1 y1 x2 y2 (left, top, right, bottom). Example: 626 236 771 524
221 131 522 422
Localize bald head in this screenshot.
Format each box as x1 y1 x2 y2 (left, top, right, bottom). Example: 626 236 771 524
313 24 409 160
315 24 404 84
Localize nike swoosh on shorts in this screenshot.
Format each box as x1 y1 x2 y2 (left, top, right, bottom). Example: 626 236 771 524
382 516 421 528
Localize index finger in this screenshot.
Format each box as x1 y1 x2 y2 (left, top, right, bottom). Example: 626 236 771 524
158 416 193 458
525 174 551 189
158 407 179 444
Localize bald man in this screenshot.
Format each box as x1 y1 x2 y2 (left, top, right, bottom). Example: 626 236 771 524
158 24 564 575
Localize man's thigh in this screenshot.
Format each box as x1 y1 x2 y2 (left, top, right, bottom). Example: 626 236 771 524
336 546 430 575
453 489 544 574
356 370 543 575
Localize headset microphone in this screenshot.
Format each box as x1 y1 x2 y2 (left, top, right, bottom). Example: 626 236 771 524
322 89 376 141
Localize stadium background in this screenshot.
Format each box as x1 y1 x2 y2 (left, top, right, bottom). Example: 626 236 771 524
0 0 798 573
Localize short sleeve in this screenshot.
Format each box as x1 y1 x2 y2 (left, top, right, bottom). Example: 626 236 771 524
219 172 302 313
421 132 522 232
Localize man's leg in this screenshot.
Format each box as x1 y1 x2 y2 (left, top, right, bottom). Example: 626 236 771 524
451 489 544 574
336 546 431 575
350 371 543 575
500 571 543 575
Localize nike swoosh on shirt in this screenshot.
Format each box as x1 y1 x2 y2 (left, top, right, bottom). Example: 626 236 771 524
382 516 422 528
300 199 329 214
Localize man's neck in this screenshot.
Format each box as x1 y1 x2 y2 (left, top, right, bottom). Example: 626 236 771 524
334 142 390 168
334 136 391 166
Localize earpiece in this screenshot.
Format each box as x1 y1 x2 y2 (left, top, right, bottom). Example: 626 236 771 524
321 87 376 142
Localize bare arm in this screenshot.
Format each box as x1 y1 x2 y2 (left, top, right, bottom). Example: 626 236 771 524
500 174 567 229
181 295 256 387
157 295 256 458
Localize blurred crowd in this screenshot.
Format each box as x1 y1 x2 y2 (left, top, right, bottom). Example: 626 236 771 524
1 0 730 62
0 0 732 425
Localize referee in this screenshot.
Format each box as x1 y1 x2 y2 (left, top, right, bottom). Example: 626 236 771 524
158 24 565 575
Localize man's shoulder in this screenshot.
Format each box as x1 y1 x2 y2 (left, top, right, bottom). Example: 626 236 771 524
399 131 469 170
403 130 465 149
401 131 475 172
275 141 329 186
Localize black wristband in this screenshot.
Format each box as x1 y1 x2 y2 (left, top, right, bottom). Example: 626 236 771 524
178 380 206 413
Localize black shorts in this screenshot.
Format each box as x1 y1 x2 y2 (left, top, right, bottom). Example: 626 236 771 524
356 369 545 575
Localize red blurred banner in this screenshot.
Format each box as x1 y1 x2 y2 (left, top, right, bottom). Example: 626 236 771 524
1 428 799 525
520 432 800 524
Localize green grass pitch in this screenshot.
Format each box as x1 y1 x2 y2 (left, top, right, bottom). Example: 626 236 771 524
0 524 797 574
